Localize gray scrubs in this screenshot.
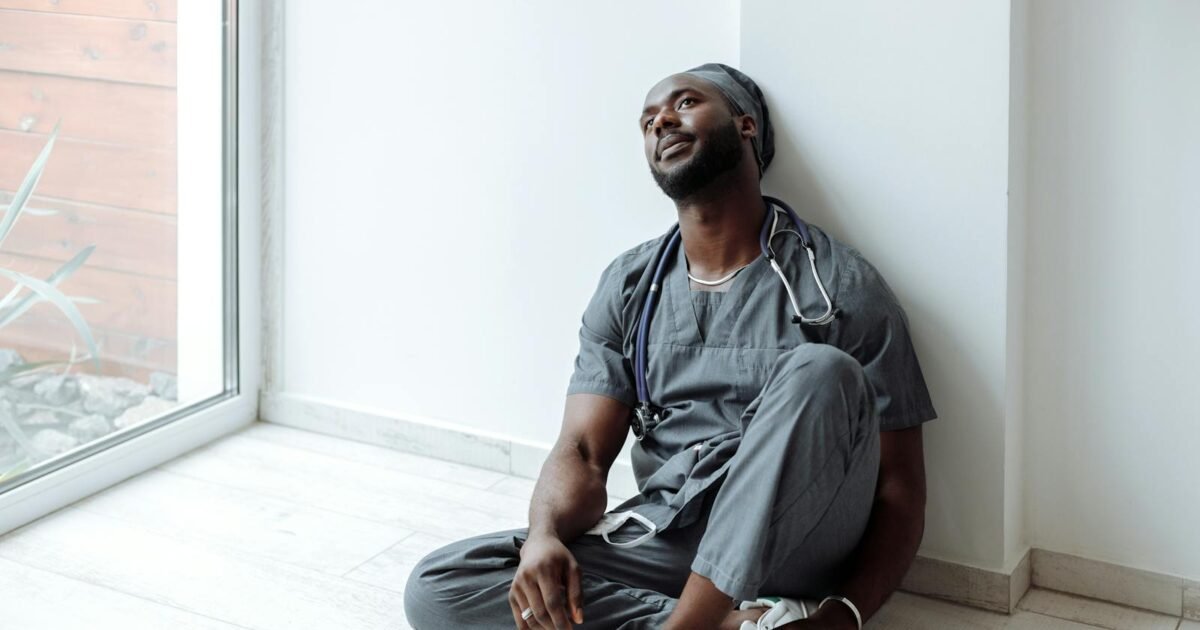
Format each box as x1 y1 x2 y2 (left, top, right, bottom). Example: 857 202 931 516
404 209 937 628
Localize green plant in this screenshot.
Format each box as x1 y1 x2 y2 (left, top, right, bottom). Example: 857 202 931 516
0 122 103 480
0 455 30 482
0 122 101 375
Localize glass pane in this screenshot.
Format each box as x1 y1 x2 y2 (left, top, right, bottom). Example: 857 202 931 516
0 2 230 483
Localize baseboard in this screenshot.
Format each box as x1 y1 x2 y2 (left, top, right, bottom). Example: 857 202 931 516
1031 548 1200 619
258 390 1197 618
258 391 641 498
900 549 1030 614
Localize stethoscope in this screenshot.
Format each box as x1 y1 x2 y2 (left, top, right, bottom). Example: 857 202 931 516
630 195 841 441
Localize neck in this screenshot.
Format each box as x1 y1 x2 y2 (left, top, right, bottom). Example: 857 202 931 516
674 170 764 280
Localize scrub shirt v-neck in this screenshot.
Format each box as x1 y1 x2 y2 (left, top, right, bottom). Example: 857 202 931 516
690 290 725 343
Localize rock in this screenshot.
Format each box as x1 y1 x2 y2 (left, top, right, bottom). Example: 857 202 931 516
34 374 81 406
113 396 175 430
97 374 150 398
82 387 126 418
17 410 60 428
67 414 112 442
59 398 88 418
30 428 79 457
0 385 37 407
149 371 177 401
79 374 149 418
3 372 41 390
0 348 24 374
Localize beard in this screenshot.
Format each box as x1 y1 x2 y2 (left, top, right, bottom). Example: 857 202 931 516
650 119 745 201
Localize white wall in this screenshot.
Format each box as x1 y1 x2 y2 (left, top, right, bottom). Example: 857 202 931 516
283 1 739 442
1024 0 1200 580
1006 0 1031 574
741 0 1016 570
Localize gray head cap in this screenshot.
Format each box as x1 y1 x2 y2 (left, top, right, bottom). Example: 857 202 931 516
681 62 774 178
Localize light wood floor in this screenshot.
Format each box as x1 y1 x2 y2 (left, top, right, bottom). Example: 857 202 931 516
0 421 1191 629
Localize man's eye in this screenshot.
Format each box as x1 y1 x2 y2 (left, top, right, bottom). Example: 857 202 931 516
679 97 695 107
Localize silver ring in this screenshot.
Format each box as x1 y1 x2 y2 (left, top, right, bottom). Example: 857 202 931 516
521 607 535 621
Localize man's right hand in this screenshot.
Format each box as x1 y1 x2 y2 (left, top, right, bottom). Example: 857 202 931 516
515 394 629 628
509 534 585 629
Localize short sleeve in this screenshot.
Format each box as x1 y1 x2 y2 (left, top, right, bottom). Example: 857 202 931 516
830 250 938 431
565 257 638 407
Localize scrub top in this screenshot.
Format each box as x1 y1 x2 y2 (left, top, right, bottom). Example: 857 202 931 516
566 206 938 535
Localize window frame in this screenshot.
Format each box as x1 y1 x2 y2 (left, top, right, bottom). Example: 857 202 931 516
0 0 262 531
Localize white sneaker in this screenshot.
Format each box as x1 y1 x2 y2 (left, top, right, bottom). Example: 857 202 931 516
737 596 815 630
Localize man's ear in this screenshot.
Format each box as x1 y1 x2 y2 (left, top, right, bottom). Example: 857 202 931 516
739 114 758 139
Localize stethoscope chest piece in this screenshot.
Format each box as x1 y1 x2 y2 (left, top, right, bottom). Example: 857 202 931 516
632 403 664 441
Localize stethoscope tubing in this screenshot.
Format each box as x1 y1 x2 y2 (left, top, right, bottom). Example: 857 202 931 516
760 194 814 250
634 226 682 403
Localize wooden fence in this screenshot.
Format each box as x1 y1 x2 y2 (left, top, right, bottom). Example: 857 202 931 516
0 1 179 383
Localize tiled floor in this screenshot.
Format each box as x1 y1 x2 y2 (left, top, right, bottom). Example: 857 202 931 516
0 421 1190 629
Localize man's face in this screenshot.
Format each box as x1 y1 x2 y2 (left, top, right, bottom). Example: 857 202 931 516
639 74 750 200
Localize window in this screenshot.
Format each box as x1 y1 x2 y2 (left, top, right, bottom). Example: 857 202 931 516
0 1 237 492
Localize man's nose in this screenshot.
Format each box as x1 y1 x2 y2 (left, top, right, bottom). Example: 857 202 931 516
651 110 680 135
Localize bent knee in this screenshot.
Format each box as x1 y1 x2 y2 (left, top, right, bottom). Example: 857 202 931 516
775 342 863 387
403 540 486 628
403 550 447 628
403 530 525 628
766 343 876 432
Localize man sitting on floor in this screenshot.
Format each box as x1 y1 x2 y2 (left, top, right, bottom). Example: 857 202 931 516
404 62 938 630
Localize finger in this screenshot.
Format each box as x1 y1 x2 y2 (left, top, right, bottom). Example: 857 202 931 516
520 580 554 630
509 586 531 630
536 573 573 630
566 560 584 624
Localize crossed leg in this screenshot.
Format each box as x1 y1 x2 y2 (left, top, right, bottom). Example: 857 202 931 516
667 343 880 629
404 343 879 629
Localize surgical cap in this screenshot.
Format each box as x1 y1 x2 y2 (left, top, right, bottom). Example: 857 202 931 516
681 62 775 177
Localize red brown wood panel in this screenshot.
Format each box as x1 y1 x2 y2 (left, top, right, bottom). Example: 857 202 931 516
0 10 176 87
0 192 176 279
0 70 175 148
0 320 176 380
0 0 177 22
0 252 176 340
0 129 176 214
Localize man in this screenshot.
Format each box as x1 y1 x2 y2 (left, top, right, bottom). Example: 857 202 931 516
404 63 937 630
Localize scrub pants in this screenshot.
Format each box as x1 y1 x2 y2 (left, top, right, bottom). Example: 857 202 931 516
404 343 881 629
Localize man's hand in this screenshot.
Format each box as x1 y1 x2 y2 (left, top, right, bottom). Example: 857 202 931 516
514 394 627 627
509 534 584 629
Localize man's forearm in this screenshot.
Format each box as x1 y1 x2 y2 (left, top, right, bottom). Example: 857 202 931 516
527 442 610 543
810 484 925 628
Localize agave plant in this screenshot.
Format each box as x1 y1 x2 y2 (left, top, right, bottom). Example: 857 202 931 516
0 122 102 480
0 121 101 372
